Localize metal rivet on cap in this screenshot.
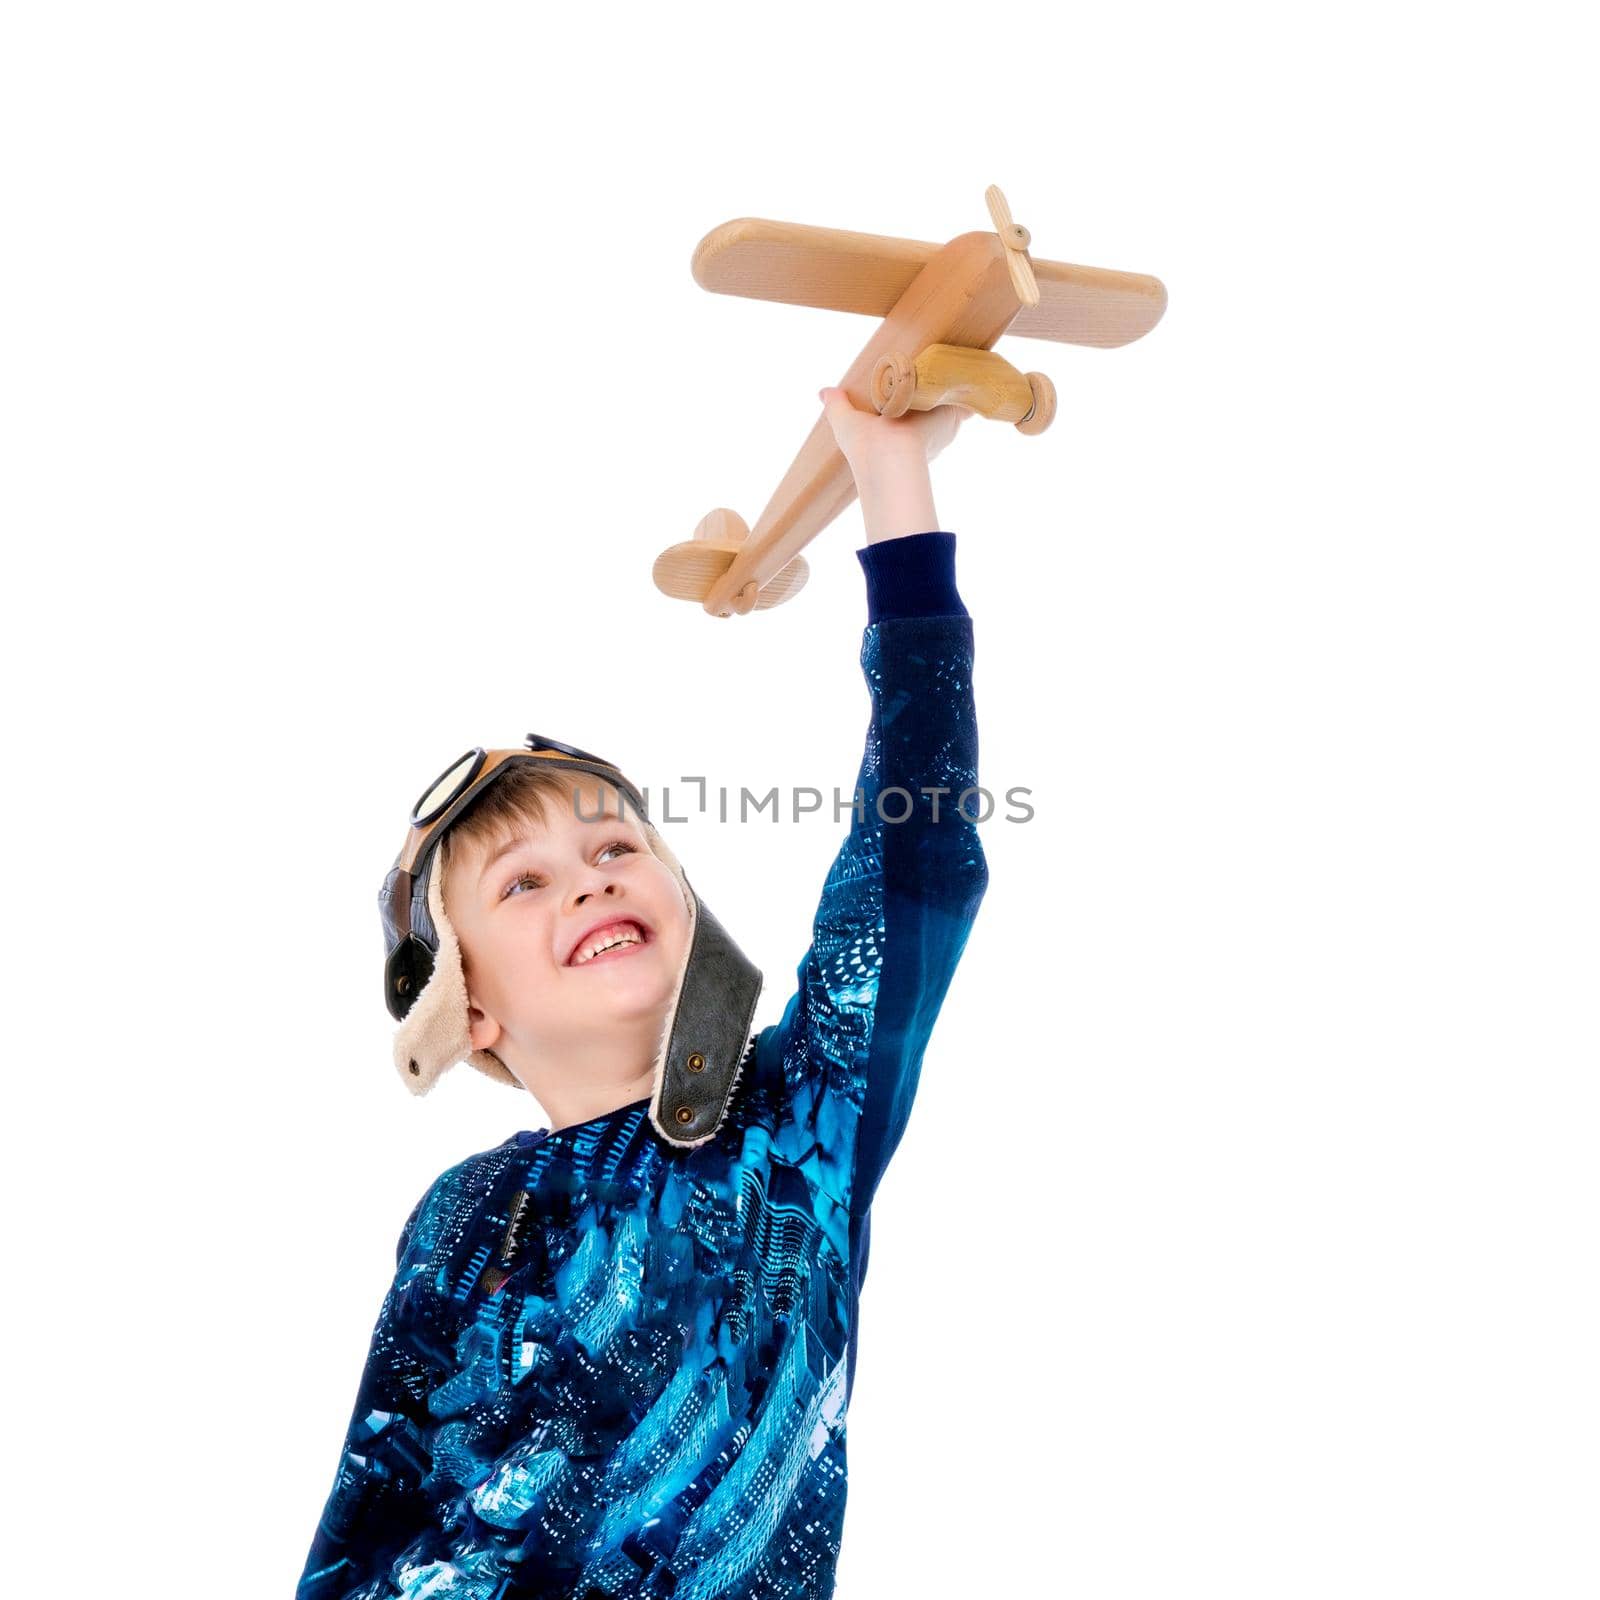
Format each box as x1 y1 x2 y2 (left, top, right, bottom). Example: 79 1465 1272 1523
674 1105 694 1124
408 1059 420 1076
686 1052 705 1072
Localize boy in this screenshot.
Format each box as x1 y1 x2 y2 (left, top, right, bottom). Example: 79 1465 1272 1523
297 388 987 1599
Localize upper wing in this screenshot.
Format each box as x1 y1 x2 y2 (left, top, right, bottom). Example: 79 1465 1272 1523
693 216 1167 348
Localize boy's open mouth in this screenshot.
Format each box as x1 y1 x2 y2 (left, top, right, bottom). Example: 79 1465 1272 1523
565 917 653 968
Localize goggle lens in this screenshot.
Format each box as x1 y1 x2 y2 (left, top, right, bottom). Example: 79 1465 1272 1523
412 749 486 828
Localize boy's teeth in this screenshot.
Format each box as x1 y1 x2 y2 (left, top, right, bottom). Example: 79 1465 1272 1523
573 924 643 964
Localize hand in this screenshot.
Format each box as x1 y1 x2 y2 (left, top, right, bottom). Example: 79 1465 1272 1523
818 385 973 488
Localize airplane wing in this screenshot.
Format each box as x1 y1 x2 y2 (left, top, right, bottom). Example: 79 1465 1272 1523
691 217 1165 349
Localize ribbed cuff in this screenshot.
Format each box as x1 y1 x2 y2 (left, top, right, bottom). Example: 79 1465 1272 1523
855 530 967 622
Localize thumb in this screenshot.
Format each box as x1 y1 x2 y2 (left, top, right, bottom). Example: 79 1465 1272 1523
817 387 843 436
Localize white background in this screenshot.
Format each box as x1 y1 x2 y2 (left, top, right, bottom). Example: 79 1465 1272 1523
3 4 1595 1595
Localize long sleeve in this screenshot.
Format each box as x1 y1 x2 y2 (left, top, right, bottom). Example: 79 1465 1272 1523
767 530 989 1228
296 1186 441 1600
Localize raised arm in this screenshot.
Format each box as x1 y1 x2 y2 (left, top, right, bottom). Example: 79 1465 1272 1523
296 1186 440 1600
768 528 988 1224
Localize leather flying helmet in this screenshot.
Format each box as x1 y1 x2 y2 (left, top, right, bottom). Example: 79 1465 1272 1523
379 733 763 1149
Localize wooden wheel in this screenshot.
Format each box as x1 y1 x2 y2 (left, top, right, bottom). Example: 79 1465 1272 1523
1016 371 1057 435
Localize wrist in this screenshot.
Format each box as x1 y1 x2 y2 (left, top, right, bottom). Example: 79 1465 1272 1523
854 444 932 489
859 484 938 543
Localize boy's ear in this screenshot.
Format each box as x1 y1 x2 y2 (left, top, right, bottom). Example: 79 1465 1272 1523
466 994 502 1052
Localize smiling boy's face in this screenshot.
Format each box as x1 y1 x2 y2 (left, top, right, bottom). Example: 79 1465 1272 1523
439 777 692 1102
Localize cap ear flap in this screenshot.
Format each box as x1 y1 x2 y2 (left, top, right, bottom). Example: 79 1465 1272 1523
391 853 477 1095
465 1044 522 1087
385 934 435 1022
637 816 710 1141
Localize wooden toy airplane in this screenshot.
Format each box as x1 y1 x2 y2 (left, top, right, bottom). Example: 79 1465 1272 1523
653 184 1166 618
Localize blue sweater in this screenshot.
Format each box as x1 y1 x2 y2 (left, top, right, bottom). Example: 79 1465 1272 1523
297 532 988 1599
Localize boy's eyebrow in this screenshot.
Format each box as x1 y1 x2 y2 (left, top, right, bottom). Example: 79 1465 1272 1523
477 833 536 886
474 815 630 886
473 832 524 883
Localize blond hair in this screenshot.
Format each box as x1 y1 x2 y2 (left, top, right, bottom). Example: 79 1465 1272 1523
439 762 631 880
